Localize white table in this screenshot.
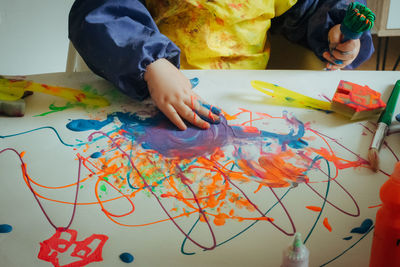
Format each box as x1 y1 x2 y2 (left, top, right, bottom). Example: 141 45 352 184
1 70 399 267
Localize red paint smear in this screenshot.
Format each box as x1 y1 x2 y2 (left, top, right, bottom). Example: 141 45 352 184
306 206 322 212
323 217 332 232
38 228 108 267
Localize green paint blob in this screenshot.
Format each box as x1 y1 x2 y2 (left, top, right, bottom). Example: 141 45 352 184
100 184 107 192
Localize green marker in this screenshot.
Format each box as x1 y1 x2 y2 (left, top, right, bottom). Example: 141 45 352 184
368 80 400 171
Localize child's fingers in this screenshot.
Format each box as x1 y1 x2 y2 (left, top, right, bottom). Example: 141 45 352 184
323 52 354 70
195 101 221 124
160 104 188 131
186 94 220 123
335 39 359 53
191 93 222 116
328 25 342 50
326 63 341 70
323 52 342 65
330 48 356 61
175 102 210 129
199 101 221 116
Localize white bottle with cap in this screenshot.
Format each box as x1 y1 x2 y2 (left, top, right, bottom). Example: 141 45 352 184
281 232 309 267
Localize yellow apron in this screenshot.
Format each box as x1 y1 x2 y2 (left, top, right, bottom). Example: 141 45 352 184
146 0 297 69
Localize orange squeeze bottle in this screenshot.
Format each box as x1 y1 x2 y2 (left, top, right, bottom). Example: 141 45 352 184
369 161 400 267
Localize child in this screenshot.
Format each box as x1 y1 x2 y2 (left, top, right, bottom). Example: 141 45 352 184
69 0 374 130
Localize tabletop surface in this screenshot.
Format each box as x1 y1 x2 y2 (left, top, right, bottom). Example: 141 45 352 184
1 70 399 267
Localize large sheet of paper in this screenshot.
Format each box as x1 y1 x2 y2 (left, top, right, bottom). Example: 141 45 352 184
1 70 399 267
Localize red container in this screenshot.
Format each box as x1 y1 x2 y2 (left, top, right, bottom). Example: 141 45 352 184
369 161 400 267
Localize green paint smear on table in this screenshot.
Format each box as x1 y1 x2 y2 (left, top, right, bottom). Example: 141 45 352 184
34 103 77 117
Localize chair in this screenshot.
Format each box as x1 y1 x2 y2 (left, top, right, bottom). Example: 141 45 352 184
66 42 90 72
267 33 325 70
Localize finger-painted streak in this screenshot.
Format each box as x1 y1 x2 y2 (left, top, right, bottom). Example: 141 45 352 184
320 226 374 266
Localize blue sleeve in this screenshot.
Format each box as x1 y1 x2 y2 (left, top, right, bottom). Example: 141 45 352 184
68 0 181 100
271 0 374 69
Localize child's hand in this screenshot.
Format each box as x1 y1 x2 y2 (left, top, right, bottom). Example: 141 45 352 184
323 24 360 70
144 58 220 131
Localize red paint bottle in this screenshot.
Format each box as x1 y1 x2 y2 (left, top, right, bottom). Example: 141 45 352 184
369 161 400 267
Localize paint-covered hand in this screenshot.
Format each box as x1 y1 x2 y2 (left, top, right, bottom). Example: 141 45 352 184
323 24 360 70
144 58 220 131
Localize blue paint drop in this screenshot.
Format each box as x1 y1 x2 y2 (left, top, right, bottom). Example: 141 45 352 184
396 113 400 122
190 77 199 88
343 236 353 240
119 252 134 263
351 218 373 234
0 224 13 233
90 152 102 158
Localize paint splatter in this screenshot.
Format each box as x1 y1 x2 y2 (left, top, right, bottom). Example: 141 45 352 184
0 224 12 233
343 236 353 240
306 206 322 212
2 105 398 265
90 152 102 158
351 219 373 234
119 252 134 263
323 218 332 232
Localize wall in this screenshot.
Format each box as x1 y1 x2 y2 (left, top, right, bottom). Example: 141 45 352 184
0 0 74 75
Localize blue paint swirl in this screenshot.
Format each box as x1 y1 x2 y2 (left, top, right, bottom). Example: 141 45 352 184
66 111 308 159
